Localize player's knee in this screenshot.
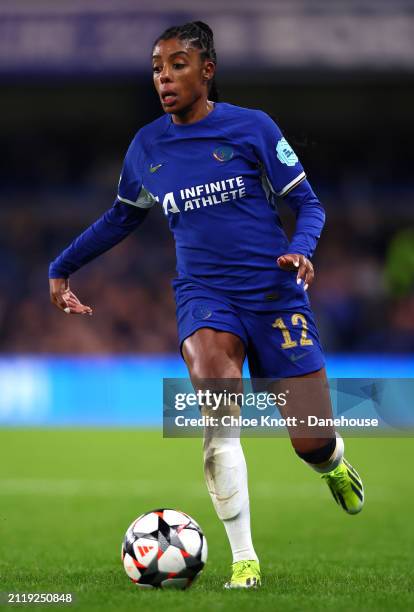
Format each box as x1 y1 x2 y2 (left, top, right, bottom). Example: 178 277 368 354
190 353 242 391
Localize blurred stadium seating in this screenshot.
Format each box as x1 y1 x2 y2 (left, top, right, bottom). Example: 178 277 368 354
1 0 413 424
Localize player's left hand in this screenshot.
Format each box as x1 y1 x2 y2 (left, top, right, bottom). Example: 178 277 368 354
276 253 314 290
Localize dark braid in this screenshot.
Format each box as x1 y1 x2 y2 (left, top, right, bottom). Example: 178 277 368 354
153 21 219 102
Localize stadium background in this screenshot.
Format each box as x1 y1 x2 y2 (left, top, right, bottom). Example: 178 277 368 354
1 0 414 426
1 2 414 609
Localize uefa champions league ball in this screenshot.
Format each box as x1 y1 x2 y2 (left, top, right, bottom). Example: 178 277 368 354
121 508 208 589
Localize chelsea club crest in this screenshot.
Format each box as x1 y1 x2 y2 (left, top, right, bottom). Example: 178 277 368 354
213 146 234 162
276 138 298 167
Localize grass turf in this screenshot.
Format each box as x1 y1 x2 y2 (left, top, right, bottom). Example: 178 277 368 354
0 430 413 611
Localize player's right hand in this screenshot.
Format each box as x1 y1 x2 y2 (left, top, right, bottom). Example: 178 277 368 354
49 278 93 315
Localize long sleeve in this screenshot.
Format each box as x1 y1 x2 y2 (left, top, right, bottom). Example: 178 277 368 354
282 178 325 259
48 201 149 278
251 110 325 259
49 129 158 278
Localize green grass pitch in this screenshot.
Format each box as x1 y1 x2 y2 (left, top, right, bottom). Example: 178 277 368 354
0 430 413 611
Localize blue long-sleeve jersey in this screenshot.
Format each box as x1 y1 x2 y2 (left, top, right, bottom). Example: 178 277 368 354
49 102 325 311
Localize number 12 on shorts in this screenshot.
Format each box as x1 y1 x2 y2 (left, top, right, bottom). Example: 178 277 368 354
272 313 314 349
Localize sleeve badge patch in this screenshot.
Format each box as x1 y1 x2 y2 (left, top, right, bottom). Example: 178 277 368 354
276 138 299 167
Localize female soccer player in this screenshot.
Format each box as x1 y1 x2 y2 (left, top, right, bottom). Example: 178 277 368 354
49 21 364 589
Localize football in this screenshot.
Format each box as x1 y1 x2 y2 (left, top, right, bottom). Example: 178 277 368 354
121 508 208 589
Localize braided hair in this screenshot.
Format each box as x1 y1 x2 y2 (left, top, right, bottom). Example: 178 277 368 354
153 21 219 102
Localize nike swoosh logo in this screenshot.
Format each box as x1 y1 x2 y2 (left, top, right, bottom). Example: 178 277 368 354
150 163 163 173
290 351 309 363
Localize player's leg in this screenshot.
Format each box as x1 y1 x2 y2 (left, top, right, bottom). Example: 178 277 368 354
242 306 364 515
183 328 260 588
272 366 364 514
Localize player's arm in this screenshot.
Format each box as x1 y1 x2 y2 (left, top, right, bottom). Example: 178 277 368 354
49 201 149 314
49 134 154 314
252 111 325 289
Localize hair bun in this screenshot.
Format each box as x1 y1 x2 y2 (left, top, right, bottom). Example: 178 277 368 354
193 21 214 39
